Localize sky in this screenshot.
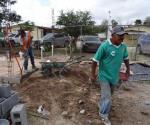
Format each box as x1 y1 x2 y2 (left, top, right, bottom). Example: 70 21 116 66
11 0 150 27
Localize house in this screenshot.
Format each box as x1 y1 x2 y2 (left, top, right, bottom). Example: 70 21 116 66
124 25 150 46
10 25 53 41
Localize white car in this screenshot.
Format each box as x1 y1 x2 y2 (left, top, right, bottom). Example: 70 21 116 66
9 32 20 45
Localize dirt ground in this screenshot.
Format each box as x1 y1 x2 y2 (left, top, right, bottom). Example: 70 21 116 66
11 62 150 125
0 47 150 125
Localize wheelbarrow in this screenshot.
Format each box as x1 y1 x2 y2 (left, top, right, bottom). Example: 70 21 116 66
40 61 66 77
40 55 85 77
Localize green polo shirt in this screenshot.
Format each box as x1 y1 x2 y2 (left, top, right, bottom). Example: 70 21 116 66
93 39 128 85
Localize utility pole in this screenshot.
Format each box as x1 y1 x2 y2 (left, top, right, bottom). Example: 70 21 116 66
107 10 112 39
80 26 83 36
51 9 55 56
51 8 55 33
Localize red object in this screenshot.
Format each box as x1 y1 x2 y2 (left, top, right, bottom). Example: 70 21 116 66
120 72 128 81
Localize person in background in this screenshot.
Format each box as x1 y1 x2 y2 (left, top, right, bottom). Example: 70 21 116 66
91 26 130 125
20 29 36 73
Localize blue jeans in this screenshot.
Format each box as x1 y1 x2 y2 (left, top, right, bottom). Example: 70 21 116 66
23 46 35 70
98 82 115 118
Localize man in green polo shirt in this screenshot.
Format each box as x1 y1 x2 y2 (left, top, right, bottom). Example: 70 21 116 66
91 26 130 125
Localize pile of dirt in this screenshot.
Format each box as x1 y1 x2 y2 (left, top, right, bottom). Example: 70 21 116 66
12 63 150 125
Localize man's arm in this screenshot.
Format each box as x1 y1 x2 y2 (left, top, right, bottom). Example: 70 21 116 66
124 59 130 78
91 61 97 82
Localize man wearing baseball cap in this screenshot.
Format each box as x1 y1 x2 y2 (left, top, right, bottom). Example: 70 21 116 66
91 26 130 125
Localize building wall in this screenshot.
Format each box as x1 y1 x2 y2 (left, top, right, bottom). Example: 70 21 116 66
125 26 150 33
124 26 150 46
124 35 135 47
11 25 20 33
10 25 45 41
124 33 143 47
32 27 43 41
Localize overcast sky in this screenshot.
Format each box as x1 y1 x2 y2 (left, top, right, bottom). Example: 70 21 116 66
11 0 150 27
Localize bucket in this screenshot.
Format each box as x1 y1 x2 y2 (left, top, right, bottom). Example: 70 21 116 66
0 119 9 125
120 72 128 81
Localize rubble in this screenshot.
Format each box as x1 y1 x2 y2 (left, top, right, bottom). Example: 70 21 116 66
61 111 69 117
80 109 85 114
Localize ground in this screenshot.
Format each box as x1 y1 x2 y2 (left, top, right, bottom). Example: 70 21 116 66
1 47 150 125
12 62 150 125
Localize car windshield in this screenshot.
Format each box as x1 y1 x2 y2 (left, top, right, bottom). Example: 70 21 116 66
41 33 53 40
84 36 99 41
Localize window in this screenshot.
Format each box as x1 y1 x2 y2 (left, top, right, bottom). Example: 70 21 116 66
84 36 99 41
54 33 63 38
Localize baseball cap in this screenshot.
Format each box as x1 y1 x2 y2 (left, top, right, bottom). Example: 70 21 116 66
111 26 128 35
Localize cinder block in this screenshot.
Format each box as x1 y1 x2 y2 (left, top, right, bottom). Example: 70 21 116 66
0 98 5 103
0 76 21 84
0 98 5 117
0 119 9 125
0 92 19 118
0 84 11 98
11 104 28 125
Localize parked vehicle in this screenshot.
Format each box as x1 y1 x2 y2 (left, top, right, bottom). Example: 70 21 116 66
77 35 102 52
8 32 20 46
35 33 70 50
137 33 150 54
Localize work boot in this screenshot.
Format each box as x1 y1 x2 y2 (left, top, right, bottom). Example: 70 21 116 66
32 65 37 70
24 69 29 74
101 117 111 125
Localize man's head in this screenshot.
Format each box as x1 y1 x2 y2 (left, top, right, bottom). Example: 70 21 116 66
111 26 127 45
20 29 25 35
18 29 26 38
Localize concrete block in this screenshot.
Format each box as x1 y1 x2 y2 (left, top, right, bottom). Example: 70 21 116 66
0 76 21 84
0 98 5 103
0 92 19 118
11 104 28 125
0 98 5 117
0 84 11 98
0 119 9 125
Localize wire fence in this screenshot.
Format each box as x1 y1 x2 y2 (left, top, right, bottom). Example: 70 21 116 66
1 24 150 61
55 24 150 45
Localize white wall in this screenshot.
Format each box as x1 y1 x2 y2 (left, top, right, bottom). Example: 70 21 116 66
10 25 44 41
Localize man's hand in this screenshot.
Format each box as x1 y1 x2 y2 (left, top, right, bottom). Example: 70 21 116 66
124 59 130 79
90 61 97 83
23 46 27 51
20 46 27 52
126 69 130 78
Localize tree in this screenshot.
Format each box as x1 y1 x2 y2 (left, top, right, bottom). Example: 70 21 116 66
18 21 35 31
111 19 118 27
56 10 95 37
143 17 150 25
0 0 21 30
99 19 108 33
134 19 142 25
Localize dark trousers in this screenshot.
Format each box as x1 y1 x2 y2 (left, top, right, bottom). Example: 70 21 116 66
23 46 35 70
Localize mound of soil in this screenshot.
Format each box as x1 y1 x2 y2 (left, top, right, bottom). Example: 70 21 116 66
13 63 150 125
